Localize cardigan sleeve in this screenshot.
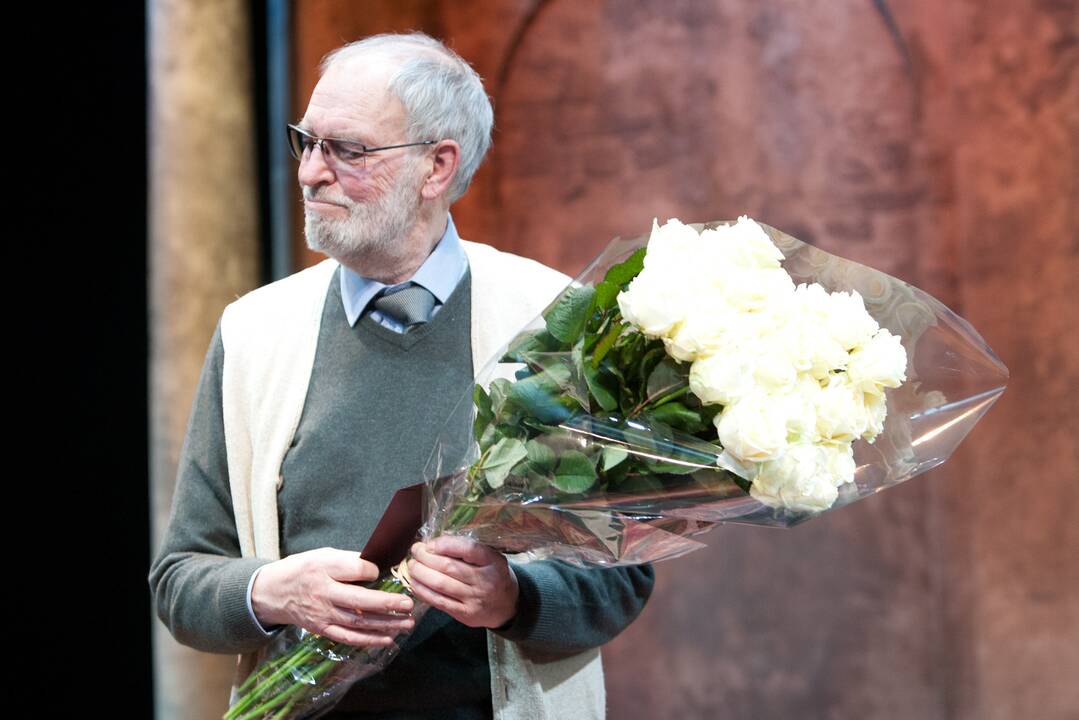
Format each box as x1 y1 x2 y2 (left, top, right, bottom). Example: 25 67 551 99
148 321 282 654
491 560 655 658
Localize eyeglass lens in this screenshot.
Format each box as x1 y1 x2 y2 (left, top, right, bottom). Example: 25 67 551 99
287 127 367 167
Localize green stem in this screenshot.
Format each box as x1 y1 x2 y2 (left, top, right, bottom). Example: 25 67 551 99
629 380 689 417
241 656 340 720
226 636 334 719
651 384 691 409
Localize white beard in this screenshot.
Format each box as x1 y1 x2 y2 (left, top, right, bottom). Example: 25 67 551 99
303 155 424 267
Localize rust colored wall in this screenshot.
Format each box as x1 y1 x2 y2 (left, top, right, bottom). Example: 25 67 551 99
291 2 1078 718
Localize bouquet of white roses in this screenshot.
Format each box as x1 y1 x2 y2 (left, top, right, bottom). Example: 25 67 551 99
225 217 1007 719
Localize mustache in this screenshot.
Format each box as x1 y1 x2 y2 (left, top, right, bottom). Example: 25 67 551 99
303 189 350 206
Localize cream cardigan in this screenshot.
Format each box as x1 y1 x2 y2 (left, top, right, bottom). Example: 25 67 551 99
219 239 606 719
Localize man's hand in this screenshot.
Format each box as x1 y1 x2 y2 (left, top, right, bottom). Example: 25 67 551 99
407 537 519 629
251 547 415 647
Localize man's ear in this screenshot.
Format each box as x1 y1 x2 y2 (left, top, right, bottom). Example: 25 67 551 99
420 139 461 201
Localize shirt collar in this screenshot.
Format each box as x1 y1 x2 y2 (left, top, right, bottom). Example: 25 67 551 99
339 213 468 327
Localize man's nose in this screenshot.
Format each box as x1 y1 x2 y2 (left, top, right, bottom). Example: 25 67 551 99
297 144 336 188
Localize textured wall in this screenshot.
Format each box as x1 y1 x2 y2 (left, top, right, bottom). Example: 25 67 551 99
148 2 261 718
286 1 1078 718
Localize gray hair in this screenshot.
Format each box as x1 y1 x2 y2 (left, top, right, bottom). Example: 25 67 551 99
319 33 494 204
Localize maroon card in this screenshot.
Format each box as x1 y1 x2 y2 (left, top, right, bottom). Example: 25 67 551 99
361 482 425 573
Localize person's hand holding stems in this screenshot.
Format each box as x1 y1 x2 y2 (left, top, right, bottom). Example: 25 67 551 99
406 536 520 629
251 547 415 647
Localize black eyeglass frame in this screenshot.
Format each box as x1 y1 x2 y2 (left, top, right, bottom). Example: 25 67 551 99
286 123 436 168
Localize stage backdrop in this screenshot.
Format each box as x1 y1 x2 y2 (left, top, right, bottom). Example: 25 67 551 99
291 3 1078 719
149 1 1078 718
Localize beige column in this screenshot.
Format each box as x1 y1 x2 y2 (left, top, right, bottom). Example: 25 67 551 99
148 1 260 718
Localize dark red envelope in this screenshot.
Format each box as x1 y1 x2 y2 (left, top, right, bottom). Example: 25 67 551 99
360 482 425 573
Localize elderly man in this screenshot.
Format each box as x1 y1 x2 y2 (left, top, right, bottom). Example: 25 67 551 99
149 32 654 720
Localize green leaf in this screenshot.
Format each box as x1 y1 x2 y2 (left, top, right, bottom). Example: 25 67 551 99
525 439 557 475
479 423 500 453
647 402 705 433
602 246 647 288
489 378 513 419
603 454 631 486
552 450 598 494
591 321 625 368
545 286 596 345
593 280 621 312
583 361 619 412
601 446 629 471
613 473 665 494
643 458 702 475
482 438 529 489
636 345 666 390
472 384 493 442
502 329 561 363
521 416 563 435
599 356 624 380
646 358 686 402
507 369 577 424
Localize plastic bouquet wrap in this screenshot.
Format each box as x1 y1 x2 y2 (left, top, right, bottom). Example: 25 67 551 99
225 217 1007 719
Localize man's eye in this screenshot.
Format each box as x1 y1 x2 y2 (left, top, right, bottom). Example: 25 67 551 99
335 144 366 162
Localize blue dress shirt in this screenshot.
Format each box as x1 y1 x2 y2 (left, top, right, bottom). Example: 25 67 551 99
245 213 469 634
340 213 469 330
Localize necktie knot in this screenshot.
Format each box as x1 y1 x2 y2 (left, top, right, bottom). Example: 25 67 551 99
371 282 436 329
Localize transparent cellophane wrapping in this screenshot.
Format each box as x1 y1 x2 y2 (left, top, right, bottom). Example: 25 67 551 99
229 602 431 720
422 220 1009 567
227 220 1007 719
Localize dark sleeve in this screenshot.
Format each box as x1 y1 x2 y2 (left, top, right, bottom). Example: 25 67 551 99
147 320 280 654
492 559 655 658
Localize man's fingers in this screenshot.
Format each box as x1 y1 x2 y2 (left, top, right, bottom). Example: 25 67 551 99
409 572 468 618
328 584 415 615
422 536 496 566
411 542 481 583
328 605 415 633
319 624 398 648
318 548 381 582
408 557 473 602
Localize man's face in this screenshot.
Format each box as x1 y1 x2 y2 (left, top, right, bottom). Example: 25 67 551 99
297 59 426 264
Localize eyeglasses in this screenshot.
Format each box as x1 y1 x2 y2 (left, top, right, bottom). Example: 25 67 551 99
287 124 436 170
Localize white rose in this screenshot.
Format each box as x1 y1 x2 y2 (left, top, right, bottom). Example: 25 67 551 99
783 285 850 378
822 442 857 486
676 298 781 368
847 328 907 395
716 391 791 463
643 218 705 275
790 282 832 323
708 216 785 269
783 376 822 442
749 443 839 512
862 391 887 442
617 272 692 338
825 289 880 351
754 352 798 395
785 323 850 380
689 344 759 405
662 288 736 361
719 267 796 313
814 374 869 442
